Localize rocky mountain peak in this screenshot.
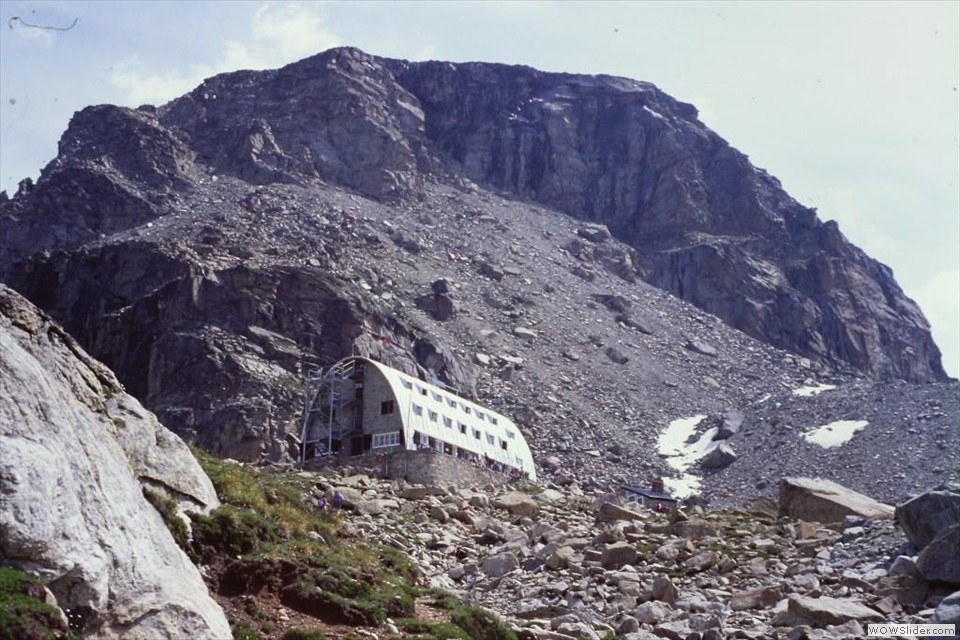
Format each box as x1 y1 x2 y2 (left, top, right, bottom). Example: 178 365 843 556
10 46 937 382
157 45 429 200
1 47 953 479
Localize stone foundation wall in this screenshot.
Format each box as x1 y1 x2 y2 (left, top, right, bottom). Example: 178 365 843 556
303 449 513 487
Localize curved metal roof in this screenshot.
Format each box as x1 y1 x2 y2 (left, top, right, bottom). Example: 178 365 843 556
356 357 537 480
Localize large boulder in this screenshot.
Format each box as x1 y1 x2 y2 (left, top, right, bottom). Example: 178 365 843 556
896 484 960 550
326 486 364 510
601 542 638 569
778 595 884 627
917 525 960 585
931 590 960 626
730 586 782 611
481 551 519 578
778 477 894 523
492 492 541 519
714 410 744 441
0 285 230 639
596 502 645 523
699 443 737 470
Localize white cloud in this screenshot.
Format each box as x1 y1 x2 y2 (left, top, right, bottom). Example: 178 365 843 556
244 2 340 64
910 269 960 379
109 2 340 107
110 59 217 107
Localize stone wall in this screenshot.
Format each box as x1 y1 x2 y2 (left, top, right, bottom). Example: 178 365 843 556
304 449 513 487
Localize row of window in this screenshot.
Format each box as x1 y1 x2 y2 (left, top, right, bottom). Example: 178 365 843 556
372 431 400 448
399 379 499 425
409 403 512 450
412 431 526 469
369 429 528 475
380 397 517 445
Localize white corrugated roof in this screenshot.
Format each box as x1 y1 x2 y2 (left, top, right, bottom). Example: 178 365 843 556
359 357 537 480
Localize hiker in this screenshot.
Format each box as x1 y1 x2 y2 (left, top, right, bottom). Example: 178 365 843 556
332 490 344 510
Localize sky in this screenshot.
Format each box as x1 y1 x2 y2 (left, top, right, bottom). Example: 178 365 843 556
1 0 958 378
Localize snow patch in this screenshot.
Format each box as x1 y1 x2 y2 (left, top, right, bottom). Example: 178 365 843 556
663 474 701 499
793 383 836 397
802 420 869 448
658 415 719 499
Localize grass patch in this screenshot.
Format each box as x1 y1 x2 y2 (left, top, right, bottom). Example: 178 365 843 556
0 566 72 640
421 590 516 640
281 629 327 640
188 449 517 636
143 488 190 550
397 618 471 640
232 622 260 640
189 448 418 627
451 605 517 640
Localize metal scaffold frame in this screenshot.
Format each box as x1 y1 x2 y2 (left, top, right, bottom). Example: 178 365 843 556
299 358 361 462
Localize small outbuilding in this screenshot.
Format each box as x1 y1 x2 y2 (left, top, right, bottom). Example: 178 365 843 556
301 356 536 480
621 484 678 512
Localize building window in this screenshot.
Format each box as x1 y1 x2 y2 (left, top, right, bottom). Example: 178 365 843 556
489 417 498 425
462 405 472 415
432 391 442 402
506 430 515 440
500 439 508 451
380 400 395 415
476 411 485 421
459 423 467 435
417 386 428 396
486 433 495 445
428 410 438 422
401 380 413 390
372 432 400 448
443 416 453 429
447 398 457 408
472 428 481 440
412 404 423 416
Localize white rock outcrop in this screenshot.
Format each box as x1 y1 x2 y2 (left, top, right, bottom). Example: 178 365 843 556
0 285 230 639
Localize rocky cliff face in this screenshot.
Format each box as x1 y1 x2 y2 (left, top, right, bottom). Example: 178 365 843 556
385 57 944 383
0 285 230 638
0 47 953 482
1 47 943 383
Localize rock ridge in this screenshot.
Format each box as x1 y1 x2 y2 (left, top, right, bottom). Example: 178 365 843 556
3 46 943 382
0 284 230 638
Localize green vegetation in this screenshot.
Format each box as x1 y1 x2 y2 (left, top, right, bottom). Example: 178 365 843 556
0 566 73 640
396 618 471 640
187 449 517 638
189 448 415 626
244 600 263 619
281 629 327 640
142 488 190 550
450 606 517 640
421 590 517 640
232 622 260 640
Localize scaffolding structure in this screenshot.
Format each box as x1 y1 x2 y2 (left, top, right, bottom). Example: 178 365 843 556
299 358 365 461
